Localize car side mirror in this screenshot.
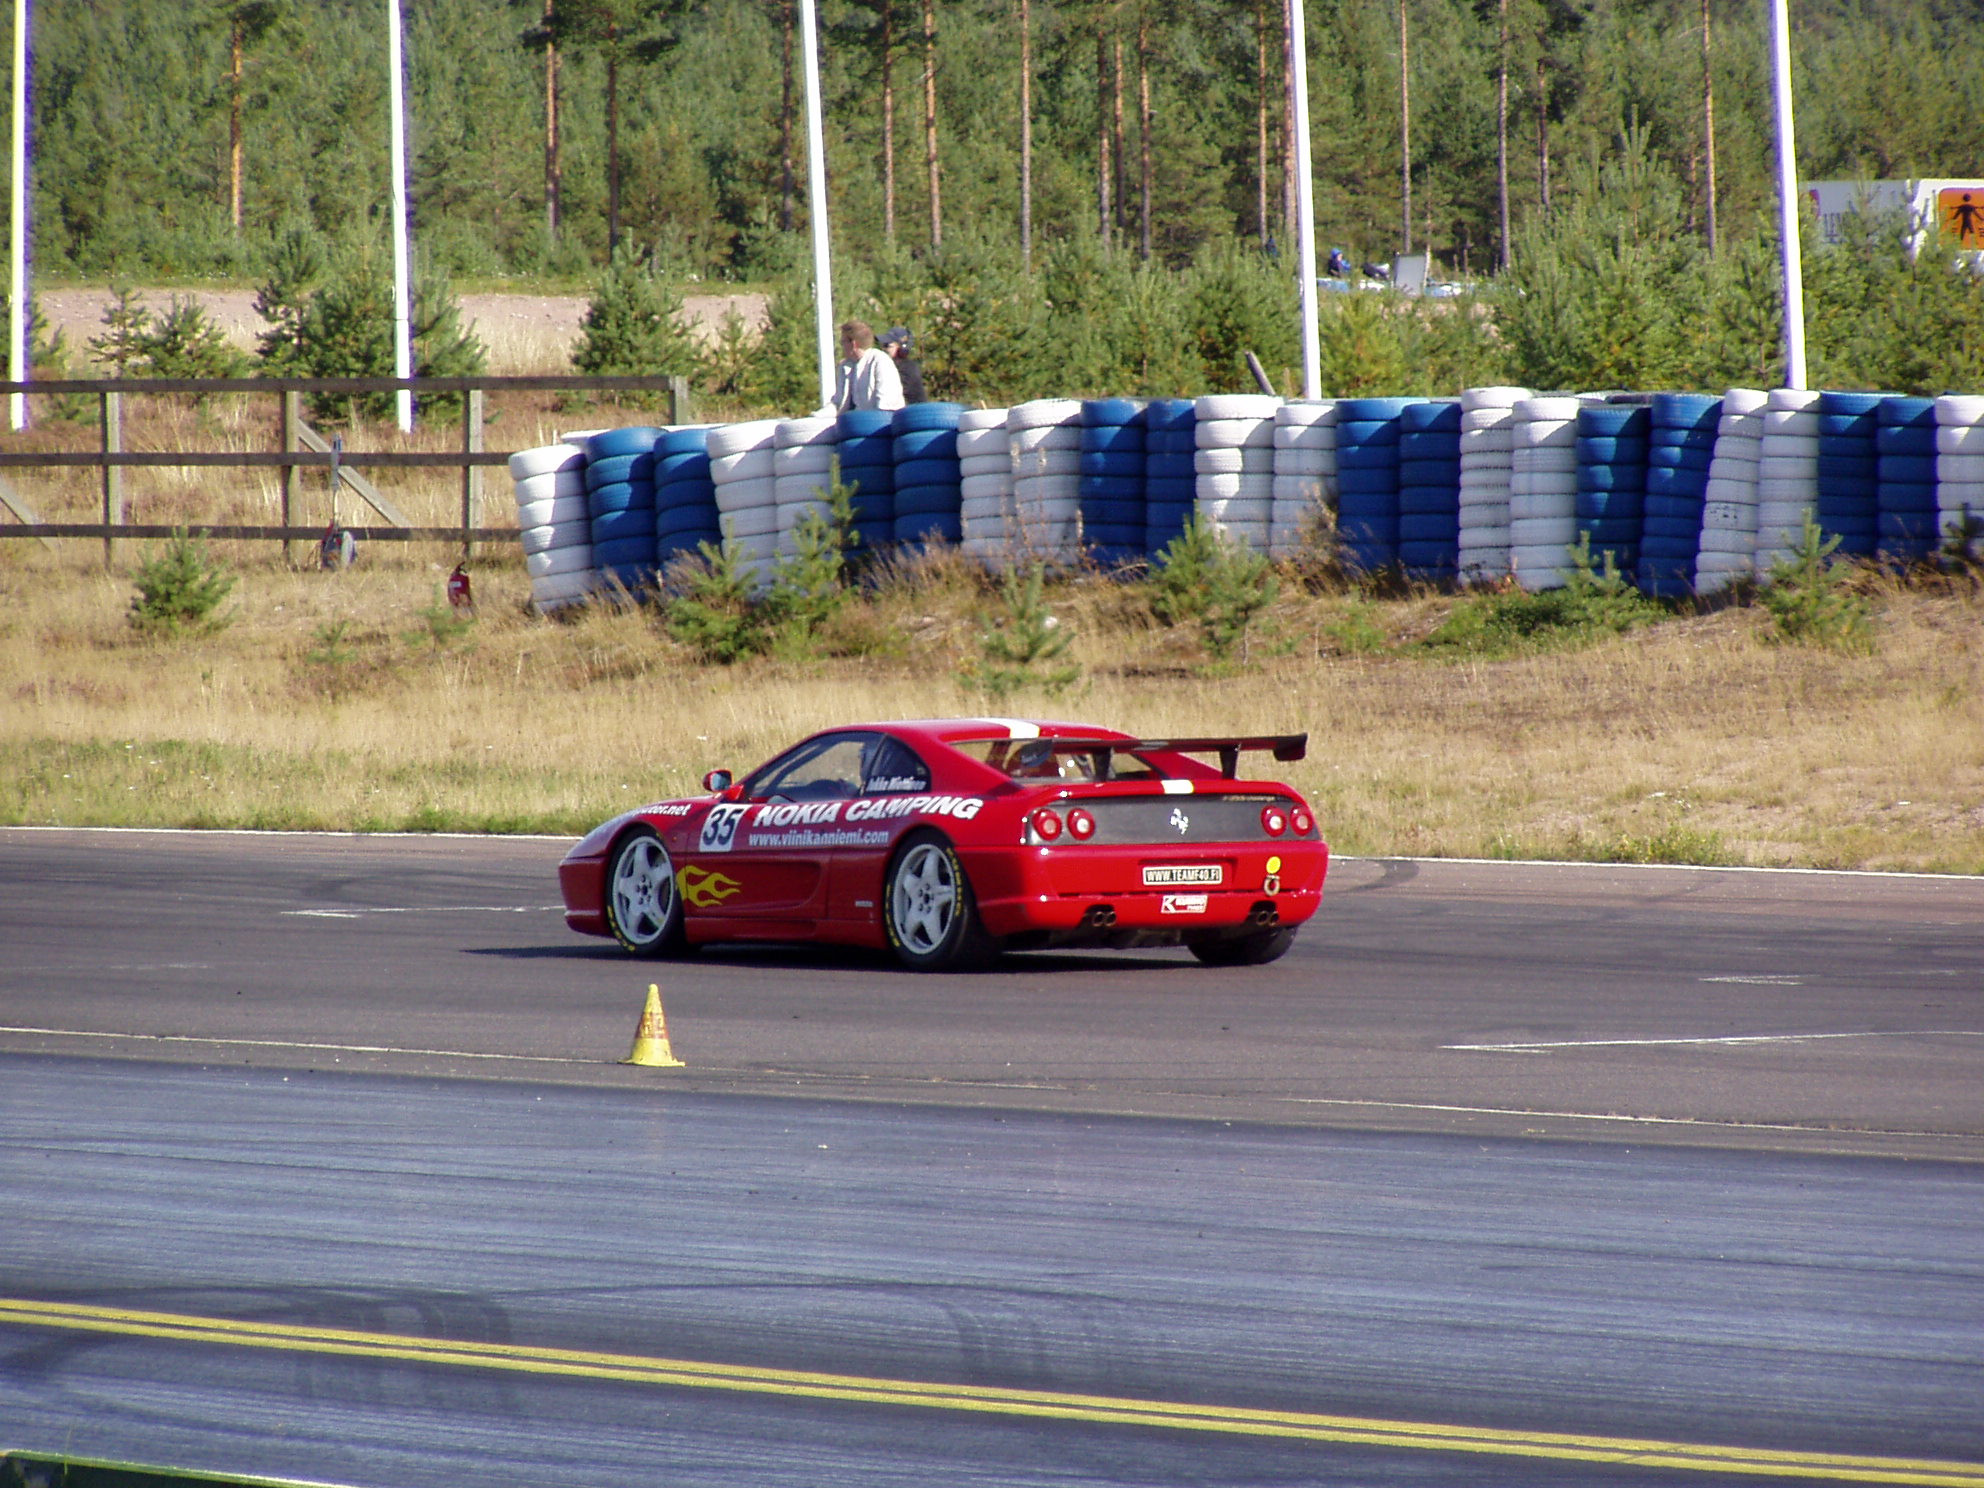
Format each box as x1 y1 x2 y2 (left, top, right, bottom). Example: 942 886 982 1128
702 769 733 794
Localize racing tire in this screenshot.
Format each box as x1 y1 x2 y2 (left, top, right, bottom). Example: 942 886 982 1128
604 827 690 958
882 830 998 971
1187 925 1297 966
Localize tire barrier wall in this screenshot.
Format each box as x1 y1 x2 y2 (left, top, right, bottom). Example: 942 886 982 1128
508 384 1976 609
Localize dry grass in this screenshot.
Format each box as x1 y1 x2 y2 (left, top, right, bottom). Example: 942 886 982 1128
3 533 1981 873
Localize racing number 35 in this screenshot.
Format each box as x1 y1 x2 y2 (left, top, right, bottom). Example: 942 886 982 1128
699 803 750 854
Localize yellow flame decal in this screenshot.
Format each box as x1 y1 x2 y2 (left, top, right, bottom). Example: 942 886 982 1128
678 864 743 908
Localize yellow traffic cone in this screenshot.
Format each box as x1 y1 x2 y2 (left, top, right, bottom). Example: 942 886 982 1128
623 984 686 1067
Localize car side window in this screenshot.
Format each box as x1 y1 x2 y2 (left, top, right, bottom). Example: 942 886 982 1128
747 734 873 802
861 737 931 795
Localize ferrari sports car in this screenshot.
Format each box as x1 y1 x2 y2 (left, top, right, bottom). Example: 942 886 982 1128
558 718 1329 970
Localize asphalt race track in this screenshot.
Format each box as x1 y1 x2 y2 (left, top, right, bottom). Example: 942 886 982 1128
1 827 1980 1486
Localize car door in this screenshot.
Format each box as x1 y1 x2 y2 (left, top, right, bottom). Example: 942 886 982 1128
679 732 872 933
825 733 937 927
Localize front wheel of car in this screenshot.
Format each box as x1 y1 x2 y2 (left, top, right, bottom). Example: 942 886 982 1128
605 827 689 957
883 830 998 971
1187 926 1297 967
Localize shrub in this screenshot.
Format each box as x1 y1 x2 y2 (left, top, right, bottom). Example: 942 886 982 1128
1148 516 1280 663
128 530 237 637
960 564 1079 701
664 542 774 663
1418 538 1663 656
571 259 703 379
1760 518 1874 652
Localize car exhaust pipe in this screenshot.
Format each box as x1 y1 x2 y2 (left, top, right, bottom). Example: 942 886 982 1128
1083 904 1118 930
1249 902 1280 928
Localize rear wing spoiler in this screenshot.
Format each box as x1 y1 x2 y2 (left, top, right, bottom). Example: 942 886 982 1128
1008 733 1308 780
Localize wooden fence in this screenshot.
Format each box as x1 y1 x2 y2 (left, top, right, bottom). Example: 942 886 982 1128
0 373 692 561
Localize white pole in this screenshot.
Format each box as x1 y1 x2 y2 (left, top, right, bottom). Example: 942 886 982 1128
798 0 835 411
9 0 27 431
1767 0 1806 389
1288 0 1319 399
386 0 414 431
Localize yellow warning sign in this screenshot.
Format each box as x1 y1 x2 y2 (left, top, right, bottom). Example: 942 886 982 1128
1939 188 1984 248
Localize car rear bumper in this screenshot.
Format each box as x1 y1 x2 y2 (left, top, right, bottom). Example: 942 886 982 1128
966 840 1328 939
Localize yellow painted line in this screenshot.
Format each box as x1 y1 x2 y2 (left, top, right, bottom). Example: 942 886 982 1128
2 1300 1980 1484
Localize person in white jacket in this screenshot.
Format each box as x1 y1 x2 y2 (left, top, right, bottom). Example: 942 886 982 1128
833 321 904 412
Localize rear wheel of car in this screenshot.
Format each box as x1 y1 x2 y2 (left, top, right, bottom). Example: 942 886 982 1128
1188 926 1297 967
606 827 688 957
883 830 997 971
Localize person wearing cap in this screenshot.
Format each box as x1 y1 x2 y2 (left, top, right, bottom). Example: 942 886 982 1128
879 326 926 404
833 320 904 412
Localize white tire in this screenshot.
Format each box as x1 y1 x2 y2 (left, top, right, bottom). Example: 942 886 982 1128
508 444 586 480
712 448 777 484
520 519 591 556
1197 494 1273 523
714 475 778 512
956 428 1008 460
1458 524 1511 548
958 407 1010 432
706 419 781 459
1934 395 1984 426
527 542 595 578
960 473 1014 501
1273 425 1336 451
1459 466 1512 490
1195 394 1281 421
1721 388 1769 416
1936 453 1984 483
1510 515 1579 545
1516 396 1584 422
774 416 839 448
1275 447 1333 477
1011 424 1084 454
1756 477 1817 502
1509 493 1573 522
1272 474 1326 502
530 568 598 608
1194 418 1276 450
1009 399 1083 429
1195 446 1273 475
1937 424 1984 453
1275 399 1338 428
959 455 1009 480
1767 388 1823 414
776 498 830 530
513 468 587 508
1762 410 1819 436
720 503 779 539
1520 421 1577 448
516 492 590 530
1014 448 1081 478
772 445 835 478
1461 385 1531 411
1198 472 1275 501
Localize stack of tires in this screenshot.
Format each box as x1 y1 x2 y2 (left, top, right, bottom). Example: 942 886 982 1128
1144 399 1198 555
709 419 781 586
1079 399 1147 568
1696 388 1767 593
1456 386 1528 583
1271 400 1337 561
1815 391 1883 559
1334 397 1418 574
1397 399 1462 582
1876 397 1939 565
1936 394 1984 558
1754 389 1822 571
1575 403 1649 577
1009 399 1084 564
511 442 594 613
653 427 720 571
773 416 841 560
585 426 664 593
1508 395 1586 591
835 410 897 556
1194 394 1280 553
957 408 1015 568
893 402 967 549
1638 393 1721 598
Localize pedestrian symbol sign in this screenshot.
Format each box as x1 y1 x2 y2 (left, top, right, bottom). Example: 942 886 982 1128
1940 188 1984 248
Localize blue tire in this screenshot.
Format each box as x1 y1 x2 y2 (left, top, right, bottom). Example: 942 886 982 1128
837 410 895 438
893 511 963 544
657 428 712 455
585 453 656 490
1398 400 1461 432
895 456 961 488
893 402 966 433
1338 397 1423 421
893 428 958 461
1082 398 1144 427
585 426 664 460
892 482 962 517
1334 419 1402 447
588 481 656 516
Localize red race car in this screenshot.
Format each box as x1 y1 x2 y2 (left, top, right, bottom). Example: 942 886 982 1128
558 718 1329 970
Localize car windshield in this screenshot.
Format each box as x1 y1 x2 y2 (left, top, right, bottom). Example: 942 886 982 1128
951 738 1167 782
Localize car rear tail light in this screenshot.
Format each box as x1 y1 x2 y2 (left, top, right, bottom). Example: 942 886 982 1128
1261 806 1288 836
1031 808 1064 841
1067 808 1096 840
1291 806 1314 834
